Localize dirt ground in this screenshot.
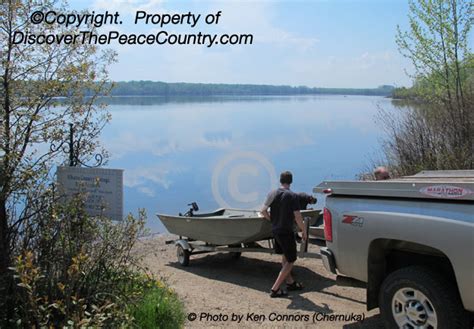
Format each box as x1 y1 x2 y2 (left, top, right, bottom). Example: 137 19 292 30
138 235 384 329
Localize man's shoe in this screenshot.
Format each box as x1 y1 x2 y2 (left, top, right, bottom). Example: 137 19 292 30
270 289 288 298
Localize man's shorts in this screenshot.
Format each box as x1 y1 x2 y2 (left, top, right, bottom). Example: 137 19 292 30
273 232 297 263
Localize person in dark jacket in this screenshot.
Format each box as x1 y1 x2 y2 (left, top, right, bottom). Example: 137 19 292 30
297 192 316 210
374 166 390 180
261 171 307 298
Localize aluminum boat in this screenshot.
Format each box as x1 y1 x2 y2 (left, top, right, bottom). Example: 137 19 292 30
157 208 320 246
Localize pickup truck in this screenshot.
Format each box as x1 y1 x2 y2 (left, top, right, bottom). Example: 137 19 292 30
314 170 474 328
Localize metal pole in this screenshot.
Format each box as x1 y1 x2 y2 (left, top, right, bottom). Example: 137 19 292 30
69 123 74 167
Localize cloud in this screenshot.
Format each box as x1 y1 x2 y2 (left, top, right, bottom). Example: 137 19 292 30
105 132 179 159
104 126 234 161
285 50 409 87
207 1 318 50
240 133 316 155
202 131 232 147
85 0 413 87
137 186 156 197
103 99 379 166
354 51 393 70
124 163 188 193
91 0 320 84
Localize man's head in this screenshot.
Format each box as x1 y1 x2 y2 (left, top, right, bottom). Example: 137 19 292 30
280 171 293 186
374 166 390 180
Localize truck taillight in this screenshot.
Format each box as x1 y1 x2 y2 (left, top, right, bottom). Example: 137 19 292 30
323 207 333 242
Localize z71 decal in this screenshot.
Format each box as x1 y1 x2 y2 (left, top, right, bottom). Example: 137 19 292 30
420 185 473 199
342 215 364 227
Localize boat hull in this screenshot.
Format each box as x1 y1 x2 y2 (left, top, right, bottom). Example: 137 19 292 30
158 209 320 246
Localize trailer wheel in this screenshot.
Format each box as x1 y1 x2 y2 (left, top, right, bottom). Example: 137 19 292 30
176 245 190 266
379 266 468 329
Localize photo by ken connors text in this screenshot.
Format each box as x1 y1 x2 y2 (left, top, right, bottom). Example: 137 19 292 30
189 312 366 323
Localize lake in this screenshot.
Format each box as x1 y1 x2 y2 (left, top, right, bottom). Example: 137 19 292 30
99 95 395 233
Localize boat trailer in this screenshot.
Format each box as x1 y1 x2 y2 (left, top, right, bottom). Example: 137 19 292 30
165 217 323 266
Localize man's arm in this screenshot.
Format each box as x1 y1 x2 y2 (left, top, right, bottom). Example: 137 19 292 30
261 207 271 221
293 210 307 241
260 190 276 221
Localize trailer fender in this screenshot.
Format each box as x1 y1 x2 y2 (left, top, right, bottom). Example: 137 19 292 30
175 239 192 251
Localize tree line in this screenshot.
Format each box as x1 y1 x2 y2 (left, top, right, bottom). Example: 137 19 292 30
105 81 395 97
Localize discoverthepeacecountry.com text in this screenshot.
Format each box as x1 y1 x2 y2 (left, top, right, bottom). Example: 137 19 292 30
14 10 254 47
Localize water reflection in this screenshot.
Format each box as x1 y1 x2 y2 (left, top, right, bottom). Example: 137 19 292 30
97 95 331 106
99 95 393 233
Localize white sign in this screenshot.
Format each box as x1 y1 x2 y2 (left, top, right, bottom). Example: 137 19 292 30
57 166 123 221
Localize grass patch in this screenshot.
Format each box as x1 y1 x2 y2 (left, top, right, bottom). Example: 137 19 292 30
130 282 186 329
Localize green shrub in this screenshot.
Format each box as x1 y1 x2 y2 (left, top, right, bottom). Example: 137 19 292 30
4 194 148 327
4 192 186 328
130 280 186 329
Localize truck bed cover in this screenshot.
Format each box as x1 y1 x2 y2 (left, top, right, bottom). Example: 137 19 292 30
314 170 474 201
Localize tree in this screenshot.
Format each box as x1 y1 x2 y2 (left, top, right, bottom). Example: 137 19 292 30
0 0 115 289
383 0 473 175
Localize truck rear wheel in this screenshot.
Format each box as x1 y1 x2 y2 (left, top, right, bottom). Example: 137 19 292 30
379 266 468 329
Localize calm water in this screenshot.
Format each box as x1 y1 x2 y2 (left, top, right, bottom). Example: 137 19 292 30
99 95 394 233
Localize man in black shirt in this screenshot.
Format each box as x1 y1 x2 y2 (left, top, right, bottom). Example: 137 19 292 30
261 171 307 298
297 192 316 210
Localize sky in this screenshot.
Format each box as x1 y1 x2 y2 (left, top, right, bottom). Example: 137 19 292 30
70 0 414 88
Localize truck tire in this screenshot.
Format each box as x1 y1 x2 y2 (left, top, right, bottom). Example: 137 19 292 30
379 266 468 329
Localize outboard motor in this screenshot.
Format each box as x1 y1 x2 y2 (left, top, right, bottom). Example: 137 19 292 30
179 202 199 217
